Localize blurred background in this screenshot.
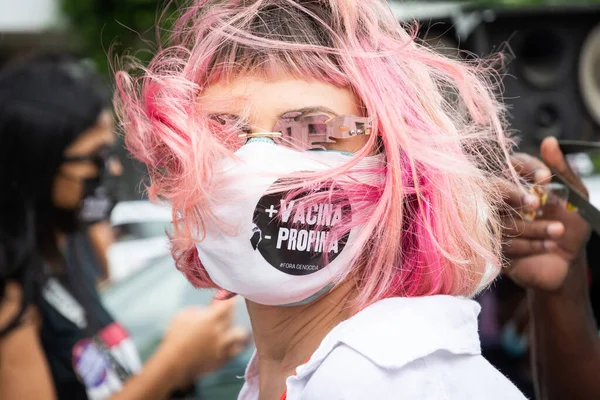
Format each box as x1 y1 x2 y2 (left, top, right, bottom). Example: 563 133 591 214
1 0 600 398
5 0 600 199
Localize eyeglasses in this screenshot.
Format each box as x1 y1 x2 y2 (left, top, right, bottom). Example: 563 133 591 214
215 111 375 150
62 146 119 176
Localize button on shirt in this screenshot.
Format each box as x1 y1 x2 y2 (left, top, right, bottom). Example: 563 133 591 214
238 295 527 399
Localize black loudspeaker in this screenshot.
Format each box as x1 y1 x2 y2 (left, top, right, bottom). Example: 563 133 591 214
414 6 600 154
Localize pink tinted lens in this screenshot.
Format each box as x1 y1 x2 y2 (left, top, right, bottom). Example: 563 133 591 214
273 112 329 149
272 112 373 150
326 115 373 139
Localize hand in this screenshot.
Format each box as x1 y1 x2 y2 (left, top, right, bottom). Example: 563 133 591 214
502 137 591 292
160 298 249 388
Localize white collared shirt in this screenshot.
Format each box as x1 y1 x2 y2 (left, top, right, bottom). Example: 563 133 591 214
238 295 527 399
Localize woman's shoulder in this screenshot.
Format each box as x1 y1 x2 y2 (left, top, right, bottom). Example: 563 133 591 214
297 343 527 400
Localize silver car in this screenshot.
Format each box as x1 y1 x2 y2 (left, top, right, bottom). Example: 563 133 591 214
101 202 253 399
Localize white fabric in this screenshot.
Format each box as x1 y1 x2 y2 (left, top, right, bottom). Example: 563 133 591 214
238 295 527 400
195 140 385 306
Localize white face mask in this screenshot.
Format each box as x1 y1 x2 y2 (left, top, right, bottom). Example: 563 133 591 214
194 139 384 306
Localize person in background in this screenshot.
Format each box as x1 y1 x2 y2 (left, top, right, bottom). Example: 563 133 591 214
502 136 600 400
0 53 248 400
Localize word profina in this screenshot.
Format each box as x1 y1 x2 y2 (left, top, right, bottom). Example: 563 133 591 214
275 200 344 253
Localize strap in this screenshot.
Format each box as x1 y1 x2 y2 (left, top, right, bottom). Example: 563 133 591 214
42 278 87 329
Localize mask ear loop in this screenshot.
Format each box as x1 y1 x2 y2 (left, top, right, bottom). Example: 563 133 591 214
238 132 283 140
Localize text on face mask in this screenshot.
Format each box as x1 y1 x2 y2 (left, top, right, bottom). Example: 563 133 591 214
275 200 344 253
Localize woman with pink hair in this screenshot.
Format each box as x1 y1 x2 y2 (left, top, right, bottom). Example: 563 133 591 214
116 0 527 398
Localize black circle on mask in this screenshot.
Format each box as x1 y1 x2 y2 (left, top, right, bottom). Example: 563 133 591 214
53 175 117 233
252 179 351 276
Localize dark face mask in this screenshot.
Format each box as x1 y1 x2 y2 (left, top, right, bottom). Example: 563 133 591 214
79 176 117 224
54 146 119 233
54 176 118 233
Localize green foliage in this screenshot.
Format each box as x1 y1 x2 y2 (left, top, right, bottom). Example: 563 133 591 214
60 0 178 75
61 0 600 75
590 153 600 174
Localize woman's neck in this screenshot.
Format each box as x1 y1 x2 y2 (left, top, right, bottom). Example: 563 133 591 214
246 281 356 399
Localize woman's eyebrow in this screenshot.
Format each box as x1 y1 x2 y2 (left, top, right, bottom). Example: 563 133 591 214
207 113 241 119
278 106 339 118
207 113 252 126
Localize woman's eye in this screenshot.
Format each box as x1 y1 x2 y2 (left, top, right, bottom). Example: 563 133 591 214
213 114 235 126
211 114 252 133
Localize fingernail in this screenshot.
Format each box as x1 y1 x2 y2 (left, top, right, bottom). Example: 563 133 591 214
524 194 539 207
546 223 564 238
534 169 551 183
543 240 557 251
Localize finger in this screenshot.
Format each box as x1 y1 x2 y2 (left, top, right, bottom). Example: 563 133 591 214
208 297 237 322
226 341 247 360
222 327 250 358
502 238 557 258
504 253 570 291
495 179 539 211
503 217 565 240
541 137 589 197
512 153 552 185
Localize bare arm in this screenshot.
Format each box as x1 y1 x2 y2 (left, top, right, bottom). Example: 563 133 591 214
0 304 187 400
1 282 247 400
0 283 56 400
0 281 180 400
528 255 600 400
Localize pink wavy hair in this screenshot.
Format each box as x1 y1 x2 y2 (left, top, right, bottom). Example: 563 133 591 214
115 0 522 309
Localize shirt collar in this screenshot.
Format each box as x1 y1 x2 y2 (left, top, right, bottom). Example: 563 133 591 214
244 295 482 383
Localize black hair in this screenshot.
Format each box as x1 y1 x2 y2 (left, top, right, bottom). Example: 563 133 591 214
0 53 110 335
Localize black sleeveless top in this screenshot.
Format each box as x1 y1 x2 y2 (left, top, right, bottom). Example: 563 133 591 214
29 232 140 399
